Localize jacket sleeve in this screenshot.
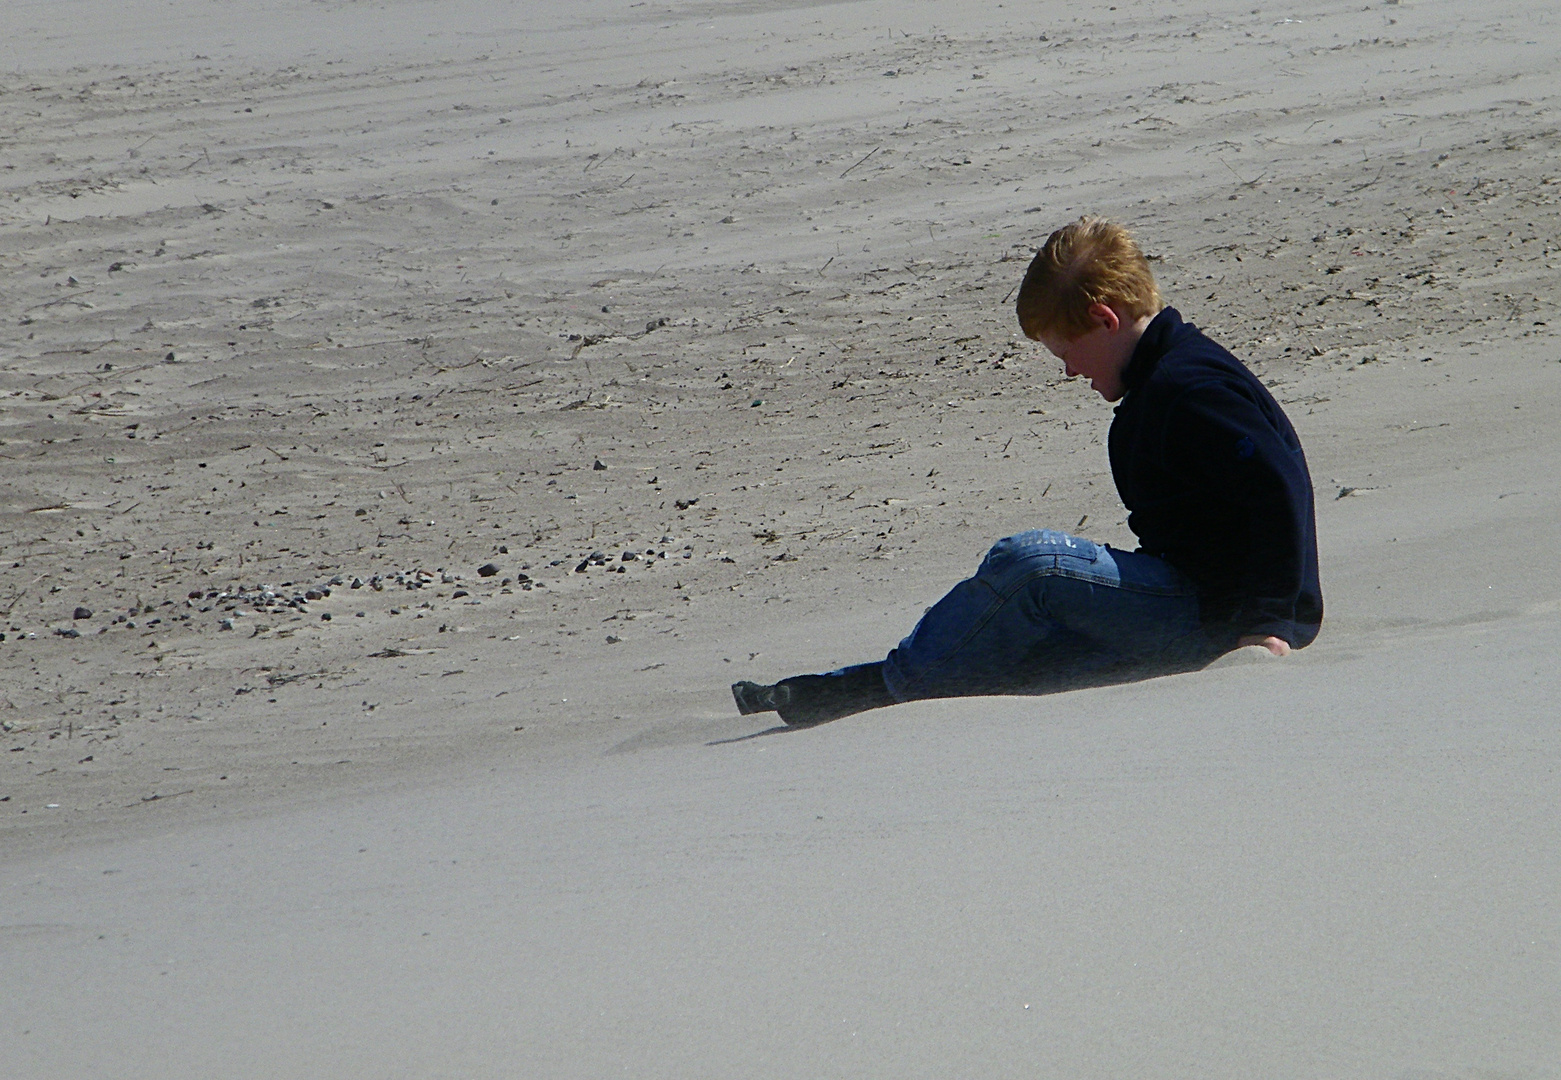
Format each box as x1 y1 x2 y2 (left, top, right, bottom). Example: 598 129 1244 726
1159 379 1315 643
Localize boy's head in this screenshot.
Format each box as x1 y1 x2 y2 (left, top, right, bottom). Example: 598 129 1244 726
1015 216 1163 342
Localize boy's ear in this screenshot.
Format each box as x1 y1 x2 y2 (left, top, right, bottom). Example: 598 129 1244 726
1086 302 1122 333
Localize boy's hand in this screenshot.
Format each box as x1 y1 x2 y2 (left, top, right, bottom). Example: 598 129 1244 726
1237 634 1291 656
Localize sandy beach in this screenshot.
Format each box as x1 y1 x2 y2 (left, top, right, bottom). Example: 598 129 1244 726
3 0 1560 1075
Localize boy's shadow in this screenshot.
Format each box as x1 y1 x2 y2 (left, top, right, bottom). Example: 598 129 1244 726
707 724 799 745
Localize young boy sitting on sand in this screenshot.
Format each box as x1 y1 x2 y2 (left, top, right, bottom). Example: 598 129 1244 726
732 216 1323 726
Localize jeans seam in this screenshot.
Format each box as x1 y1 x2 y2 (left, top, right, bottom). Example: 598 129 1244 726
985 561 1191 597
894 579 1009 697
898 568 1082 694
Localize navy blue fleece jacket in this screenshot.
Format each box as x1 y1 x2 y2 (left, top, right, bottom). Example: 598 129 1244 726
1109 307 1322 648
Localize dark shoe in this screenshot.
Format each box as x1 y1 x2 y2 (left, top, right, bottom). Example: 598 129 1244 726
774 662 895 726
731 680 779 715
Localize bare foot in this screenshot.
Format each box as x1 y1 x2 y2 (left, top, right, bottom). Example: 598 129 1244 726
1236 634 1291 656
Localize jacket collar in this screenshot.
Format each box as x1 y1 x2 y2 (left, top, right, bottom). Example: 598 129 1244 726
1121 306 1183 396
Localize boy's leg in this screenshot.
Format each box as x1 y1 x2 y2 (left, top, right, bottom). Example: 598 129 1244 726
881 529 1210 701
733 529 1212 724
733 662 895 725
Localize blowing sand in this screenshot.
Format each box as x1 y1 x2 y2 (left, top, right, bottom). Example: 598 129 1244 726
3 1 1560 1076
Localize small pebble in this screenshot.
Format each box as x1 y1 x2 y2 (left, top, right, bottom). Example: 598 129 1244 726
477 563 500 577
73 606 92 620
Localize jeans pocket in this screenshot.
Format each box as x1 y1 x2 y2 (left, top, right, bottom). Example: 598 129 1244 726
980 530 1100 582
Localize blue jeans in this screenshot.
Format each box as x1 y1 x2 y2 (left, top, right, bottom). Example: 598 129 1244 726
880 530 1226 702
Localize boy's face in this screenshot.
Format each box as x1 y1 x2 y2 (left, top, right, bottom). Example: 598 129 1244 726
1032 303 1144 402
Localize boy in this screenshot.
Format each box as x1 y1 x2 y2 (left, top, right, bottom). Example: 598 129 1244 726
733 217 1322 725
